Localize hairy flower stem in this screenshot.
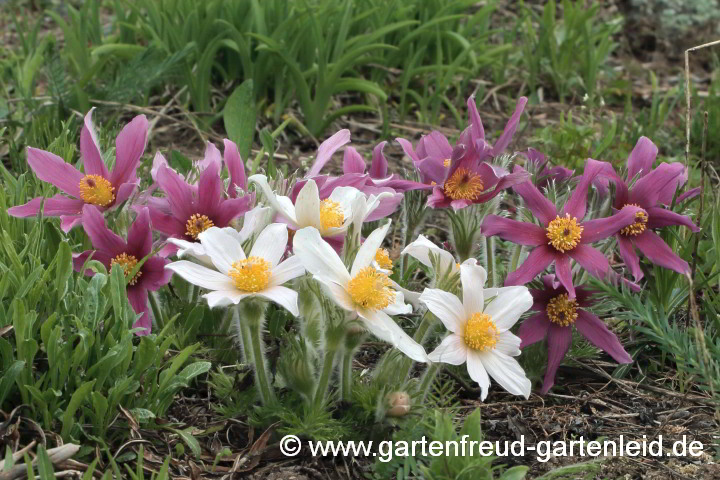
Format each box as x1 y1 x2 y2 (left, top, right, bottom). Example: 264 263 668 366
148 292 165 332
341 352 353 400
314 323 345 408
485 236 497 287
509 244 523 273
241 301 275 405
231 308 254 364
419 364 441 401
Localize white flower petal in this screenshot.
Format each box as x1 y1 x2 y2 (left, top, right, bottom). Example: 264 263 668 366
460 259 487 318
477 350 531 399
359 309 428 363
238 206 273 242
292 227 351 285
484 286 533 332
270 255 305 286
495 331 522 357
249 223 288 266
249 174 298 223
167 238 214 267
198 227 246 274
383 291 412 315
294 179 322 230
418 288 465 333
321 280 356 312
165 261 235 291
428 334 467 365
401 235 457 275
258 285 299 316
466 350 491 401
351 221 391 276
390 279 422 309
203 290 248 308
329 186 363 214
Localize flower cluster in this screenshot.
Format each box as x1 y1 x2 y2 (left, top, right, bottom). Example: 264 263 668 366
10 95 698 404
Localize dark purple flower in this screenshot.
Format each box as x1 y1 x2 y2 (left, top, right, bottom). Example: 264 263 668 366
524 148 574 188
73 205 172 335
601 137 701 281
9 110 148 232
518 275 632 394
481 160 646 298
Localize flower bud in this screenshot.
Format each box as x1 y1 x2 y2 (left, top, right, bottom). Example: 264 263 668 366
386 391 411 417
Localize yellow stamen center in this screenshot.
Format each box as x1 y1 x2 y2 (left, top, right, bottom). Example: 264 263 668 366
110 253 142 285
546 214 583 252
375 248 393 271
443 168 484 201
228 256 271 292
347 266 395 311
619 204 648 236
443 158 451 167
463 313 498 351
186 214 214 240
319 199 344 230
546 293 578 327
78 175 115 207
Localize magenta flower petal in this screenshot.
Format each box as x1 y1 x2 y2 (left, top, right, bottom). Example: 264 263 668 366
396 137 421 165
343 146 365 174
562 159 610 219
511 168 558 224
7 197 45 218
646 207 700 232
200 142 223 172
518 312 550 348
541 324 572 395
575 310 632 364
676 187 701 204
617 235 643 281
156 164 195 221
506 245 557 286
568 244 610 282
420 131 454 161
626 136 657 181
126 207 153 257
80 109 110 178
26 147 84 197
370 141 388 179
223 139 247 196
72 249 114 275
481 215 547 246
114 182 138 207
365 192 403 222
197 160 223 213
491 96 528 156
307 129 351 177
9 194 85 218
417 157 448 186
580 205 645 243
140 257 173 291
110 115 148 186
127 287 151 336
81 205 127 256
633 230 690 275
553 254 575 298
628 162 685 208
60 215 83 233
213 195 254 227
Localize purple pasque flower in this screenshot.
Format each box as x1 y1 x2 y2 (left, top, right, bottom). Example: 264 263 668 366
481 159 646 298
518 274 632 394
524 148 574 188
343 142 430 193
9 109 148 232
600 137 700 281
73 205 172 335
396 130 455 185
147 148 253 248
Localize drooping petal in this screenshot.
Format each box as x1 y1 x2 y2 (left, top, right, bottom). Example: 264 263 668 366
633 230 690 275
396 137 420 165
478 350 531 399
110 114 148 186
223 139 247 196
466 350 491 401
510 169 558 225
580 205 645 243
384 291 413 316
646 207 700 232
616 235 643 281
575 310 632 364
490 96 528 156
248 174 298 224
270 255 305 286
370 141 388 179
358 309 428 363
350 221 391 276
460 260 487 317
541 324 572 395
80 109 110 178
292 227 351 286
249 223 289 267
306 129 351 177
127 287 151 336
626 136 658 181
483 286 533 332
481 215 547 246
258 285 299 316
26 147 84 197
204 290 248 308
427 334 467 365
165 261 235 291
568 244 609 281
505 246 556 286
401 235 457 275
517 312 550 348
343 146 365 174
553 254 575 299
81 204 127 256
418 288 465 334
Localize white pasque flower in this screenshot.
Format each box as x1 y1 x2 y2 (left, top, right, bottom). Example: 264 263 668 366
248 174 389 237
165 223 305 314
167 205 272 266
402 234 462 277
293 221 428 363
421 261 532 400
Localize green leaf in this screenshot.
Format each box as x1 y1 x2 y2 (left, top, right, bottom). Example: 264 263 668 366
499 466 529 480
223 80 256 161
0 360 24 406
36 445 55 480
54 241 72 304
61 379 96 439
166 427 201 457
